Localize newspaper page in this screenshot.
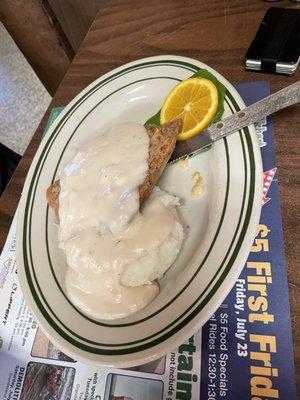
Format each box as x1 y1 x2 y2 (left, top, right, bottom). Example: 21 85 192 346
0 81 296 400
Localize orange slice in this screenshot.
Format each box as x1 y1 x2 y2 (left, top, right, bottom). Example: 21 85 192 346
160 77 218 141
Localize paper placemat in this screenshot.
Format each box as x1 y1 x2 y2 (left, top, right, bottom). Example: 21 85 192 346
0 81 296 400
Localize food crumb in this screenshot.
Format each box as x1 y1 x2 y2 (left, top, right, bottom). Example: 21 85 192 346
191 171 203 197
178 156 189 168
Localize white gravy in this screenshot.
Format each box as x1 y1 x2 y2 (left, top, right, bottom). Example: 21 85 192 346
59 123 177 320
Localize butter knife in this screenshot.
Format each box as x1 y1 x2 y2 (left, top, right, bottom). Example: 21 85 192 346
169 81 300 163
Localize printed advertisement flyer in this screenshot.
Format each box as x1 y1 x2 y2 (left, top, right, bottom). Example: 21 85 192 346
0 81 296 400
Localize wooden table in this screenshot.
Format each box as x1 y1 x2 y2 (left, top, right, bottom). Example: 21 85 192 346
1 0 299 390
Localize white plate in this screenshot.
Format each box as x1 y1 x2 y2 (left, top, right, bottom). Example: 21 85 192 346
16 55 262 367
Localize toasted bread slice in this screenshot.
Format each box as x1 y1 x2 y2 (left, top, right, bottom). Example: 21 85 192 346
46 120 181 217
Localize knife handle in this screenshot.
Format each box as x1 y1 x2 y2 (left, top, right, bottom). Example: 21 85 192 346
210 80 300 141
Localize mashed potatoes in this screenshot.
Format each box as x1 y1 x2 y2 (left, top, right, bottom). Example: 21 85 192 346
121 188 183 287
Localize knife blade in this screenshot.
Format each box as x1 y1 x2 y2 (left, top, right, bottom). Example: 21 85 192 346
169 80 300 163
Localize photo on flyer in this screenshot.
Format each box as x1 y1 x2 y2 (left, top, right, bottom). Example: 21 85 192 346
31 328 75 362
103 373 164 400
19 362 75 400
